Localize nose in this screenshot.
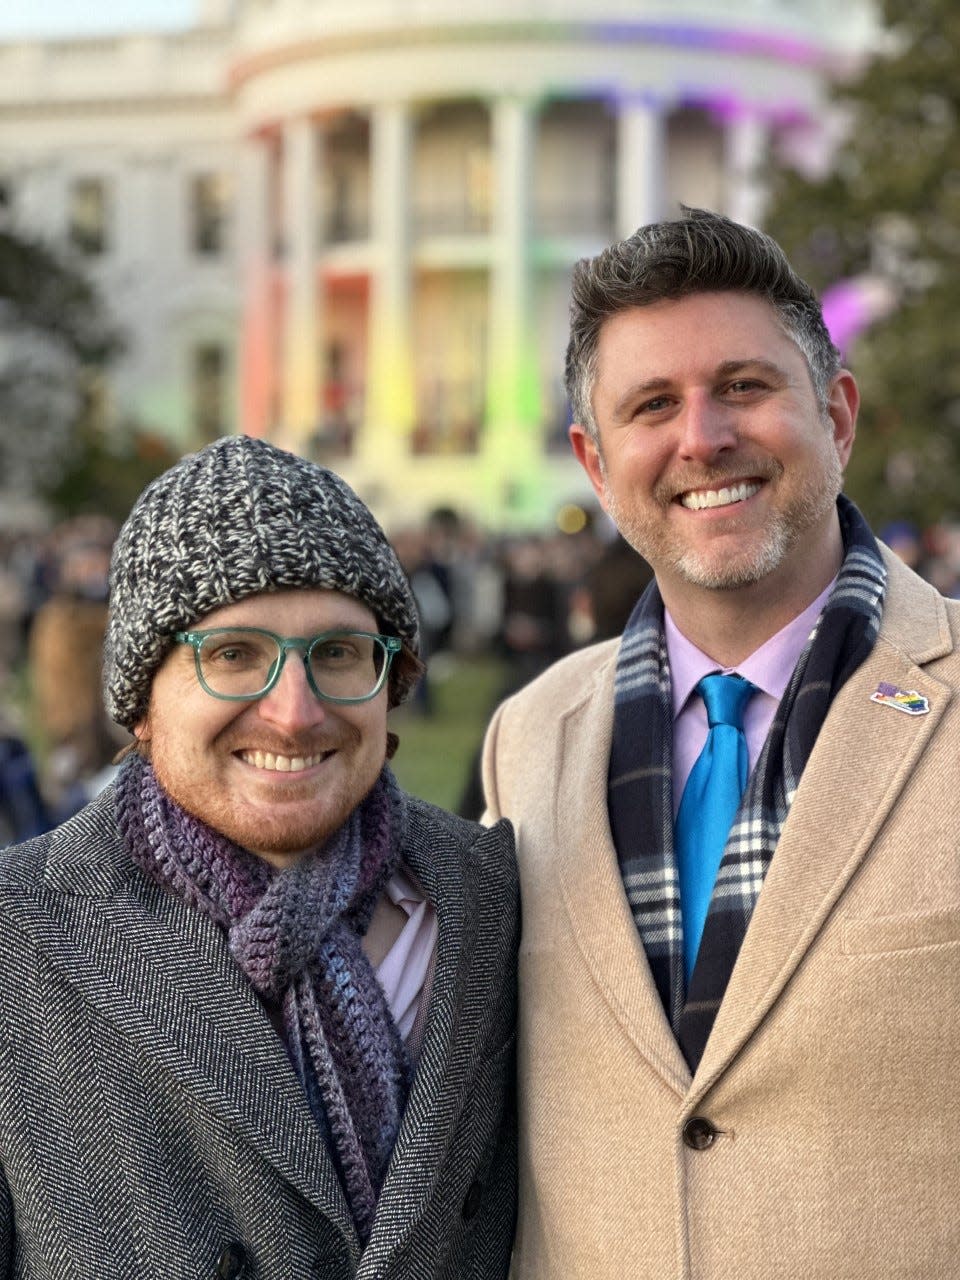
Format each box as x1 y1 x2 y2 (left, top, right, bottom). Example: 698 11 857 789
677 391 738 464
255 653 327 734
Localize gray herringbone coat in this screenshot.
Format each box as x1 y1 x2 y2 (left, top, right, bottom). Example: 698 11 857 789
0 785 518 1279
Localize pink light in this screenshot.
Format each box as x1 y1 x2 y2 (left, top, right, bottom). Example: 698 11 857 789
821 277 897 356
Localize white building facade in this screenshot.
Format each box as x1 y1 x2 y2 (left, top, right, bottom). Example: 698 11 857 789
0 0 873 526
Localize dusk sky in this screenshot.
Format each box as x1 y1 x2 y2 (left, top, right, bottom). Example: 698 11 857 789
0 0 196 39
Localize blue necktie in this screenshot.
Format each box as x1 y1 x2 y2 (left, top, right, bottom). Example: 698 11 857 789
674 673 757 987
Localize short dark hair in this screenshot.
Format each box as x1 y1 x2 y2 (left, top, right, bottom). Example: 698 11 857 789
564 207 841 438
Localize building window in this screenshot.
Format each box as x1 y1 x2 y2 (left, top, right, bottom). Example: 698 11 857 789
0 177 13 219
665 106 725 215
69 177 109 255
323 113 370 244
192 342 228 443
413 102 492 237
533 99 615 238
191 173 231 256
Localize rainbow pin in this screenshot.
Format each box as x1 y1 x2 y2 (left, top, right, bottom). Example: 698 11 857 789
870 682 930 716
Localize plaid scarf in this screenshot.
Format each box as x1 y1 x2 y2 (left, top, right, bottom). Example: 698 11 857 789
116 754 411 1244
608 497 886 1071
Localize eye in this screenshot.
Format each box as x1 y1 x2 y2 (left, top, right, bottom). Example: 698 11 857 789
207 642 257 666
724 378 767 395
634 394 674 417
199 632 273 670
312 637 363 664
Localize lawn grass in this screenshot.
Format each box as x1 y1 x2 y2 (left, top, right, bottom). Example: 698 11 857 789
389 653 508 817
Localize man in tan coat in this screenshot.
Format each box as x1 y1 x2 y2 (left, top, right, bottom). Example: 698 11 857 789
482 208 960 1279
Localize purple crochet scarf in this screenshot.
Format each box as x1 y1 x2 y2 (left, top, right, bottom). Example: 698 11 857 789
115 752 411 1244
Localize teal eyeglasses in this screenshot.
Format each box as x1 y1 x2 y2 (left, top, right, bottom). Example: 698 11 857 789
173 627 402 704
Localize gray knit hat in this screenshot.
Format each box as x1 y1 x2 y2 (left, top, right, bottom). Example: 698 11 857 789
103 435 420 728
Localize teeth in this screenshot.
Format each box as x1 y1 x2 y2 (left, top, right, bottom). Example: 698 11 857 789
241 750 328 772
680 481 760 511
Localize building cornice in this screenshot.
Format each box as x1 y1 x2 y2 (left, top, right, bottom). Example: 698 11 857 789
228 18 842 92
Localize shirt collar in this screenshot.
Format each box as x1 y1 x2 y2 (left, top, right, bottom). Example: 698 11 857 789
666 578 836 719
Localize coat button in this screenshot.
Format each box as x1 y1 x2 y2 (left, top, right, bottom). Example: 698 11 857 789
682 1116 718 1151
215 1242 247 1279
462 1179 484 1221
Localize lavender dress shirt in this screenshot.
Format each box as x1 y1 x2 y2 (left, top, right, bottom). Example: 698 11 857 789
666 581 835 816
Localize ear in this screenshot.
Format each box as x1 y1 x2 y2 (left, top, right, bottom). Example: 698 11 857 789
569 423 608 508
826 370 858 469
133 717 152 745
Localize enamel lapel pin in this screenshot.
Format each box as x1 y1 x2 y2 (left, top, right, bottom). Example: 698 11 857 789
870 682 930 716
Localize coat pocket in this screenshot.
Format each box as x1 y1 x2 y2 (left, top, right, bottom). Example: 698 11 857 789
841 908 960 955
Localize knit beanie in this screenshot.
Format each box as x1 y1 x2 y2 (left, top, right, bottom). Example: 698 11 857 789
103 436 420 729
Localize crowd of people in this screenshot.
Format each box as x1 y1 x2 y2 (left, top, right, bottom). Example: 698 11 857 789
3 495 960 846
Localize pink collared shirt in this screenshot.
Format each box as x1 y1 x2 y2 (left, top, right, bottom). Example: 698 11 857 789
667 580 835 815
375 868 437 1048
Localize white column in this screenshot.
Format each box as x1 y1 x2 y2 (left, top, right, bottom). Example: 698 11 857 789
120 156 168 397
488 96 535 427
363 100 413 467
724 113 768 228
237 134 274 438
281 115 320 444
18 158 62 243
616 95 665 238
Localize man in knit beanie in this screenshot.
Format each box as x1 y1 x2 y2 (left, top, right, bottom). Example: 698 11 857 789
0 436 518 1280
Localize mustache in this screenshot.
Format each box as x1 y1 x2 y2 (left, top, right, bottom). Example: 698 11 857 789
658 457 782 502
220 727 361 756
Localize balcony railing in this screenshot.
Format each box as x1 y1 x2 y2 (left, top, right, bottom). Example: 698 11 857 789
411 379 484 454
533 199 615 239
413 201 490 239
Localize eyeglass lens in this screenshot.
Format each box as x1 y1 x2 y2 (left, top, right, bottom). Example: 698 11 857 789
196 631 387 699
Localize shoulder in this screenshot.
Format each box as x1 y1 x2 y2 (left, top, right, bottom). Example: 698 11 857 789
879 546 960 668
0 784 126 903
402 793 514 858
496 637 620 720
399 794 519 954
484 638 618 757
480 639 619 824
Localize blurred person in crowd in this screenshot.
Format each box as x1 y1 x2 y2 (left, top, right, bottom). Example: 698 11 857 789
878 519 922 571
482 207 960 1278
390 524 452 716
26 515 121 814
440 514 503 657
918 519 960 598
0 536 26 684
0 436 518 1279
0 728 51 848
576 528 654 641
497 536 568 692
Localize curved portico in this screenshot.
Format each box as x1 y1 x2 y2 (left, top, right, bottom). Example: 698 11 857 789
229 0 868 522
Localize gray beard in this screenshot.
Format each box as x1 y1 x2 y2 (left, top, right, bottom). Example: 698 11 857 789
601 449 843 593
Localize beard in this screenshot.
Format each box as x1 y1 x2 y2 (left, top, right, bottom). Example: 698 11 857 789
145 721 385 865
602 444 844 593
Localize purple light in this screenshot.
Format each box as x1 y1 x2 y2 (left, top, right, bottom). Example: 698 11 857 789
590 22 825 68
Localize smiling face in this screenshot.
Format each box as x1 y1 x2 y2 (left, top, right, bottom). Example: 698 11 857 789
135 588 389 868
570 292 858 620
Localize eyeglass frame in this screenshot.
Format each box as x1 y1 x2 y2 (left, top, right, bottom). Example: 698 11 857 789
173 626 403 705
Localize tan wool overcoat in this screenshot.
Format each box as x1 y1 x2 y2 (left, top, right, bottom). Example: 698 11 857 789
482 549 960 1280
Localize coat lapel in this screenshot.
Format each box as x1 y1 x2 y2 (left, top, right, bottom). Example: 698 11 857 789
363 805 516 1272
552 655 691 1095
693 558 954 1095
41 795 358 1254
